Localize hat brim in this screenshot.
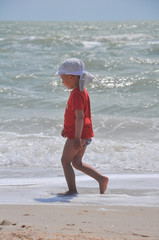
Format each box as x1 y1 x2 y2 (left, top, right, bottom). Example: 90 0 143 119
55 70 85 76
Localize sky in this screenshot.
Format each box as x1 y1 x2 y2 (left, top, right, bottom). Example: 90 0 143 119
0 0 159 22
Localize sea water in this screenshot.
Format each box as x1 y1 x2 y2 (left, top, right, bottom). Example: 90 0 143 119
0 21 159 206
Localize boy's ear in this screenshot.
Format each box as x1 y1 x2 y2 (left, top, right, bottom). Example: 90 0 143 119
70 75 79 80
70 75 74 79
69 75 76 81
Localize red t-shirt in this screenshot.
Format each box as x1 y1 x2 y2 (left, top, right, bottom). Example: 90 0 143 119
64 88 94 139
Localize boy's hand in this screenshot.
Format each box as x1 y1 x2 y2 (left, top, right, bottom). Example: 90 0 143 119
61 129 66 138
74 138 82 150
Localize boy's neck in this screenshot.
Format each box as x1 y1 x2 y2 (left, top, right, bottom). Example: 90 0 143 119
73 85 79 90
72 77 80 89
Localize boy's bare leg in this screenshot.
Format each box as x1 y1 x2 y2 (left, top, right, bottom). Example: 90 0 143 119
72 147 109 194
61 139 86 195
81 163 109 194
61 139 109 194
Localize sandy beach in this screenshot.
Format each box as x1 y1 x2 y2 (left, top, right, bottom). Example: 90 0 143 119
0 205 159 240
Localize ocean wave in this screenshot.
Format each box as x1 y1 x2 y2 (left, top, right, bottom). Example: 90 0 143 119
0 129 159 172
129 57 159 65
96 33 148 46
0 21 159 173
82 41 101 48
0 115 159 172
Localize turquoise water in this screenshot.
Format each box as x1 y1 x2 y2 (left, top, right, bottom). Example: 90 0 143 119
0 21 159 172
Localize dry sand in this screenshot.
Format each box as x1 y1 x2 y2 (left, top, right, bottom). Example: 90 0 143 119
0 205 159 240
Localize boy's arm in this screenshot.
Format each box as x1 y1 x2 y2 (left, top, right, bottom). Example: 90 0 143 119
74 110 84 149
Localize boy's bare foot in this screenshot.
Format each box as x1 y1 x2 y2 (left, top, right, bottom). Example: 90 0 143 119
58 190 78 196
99 176 109 194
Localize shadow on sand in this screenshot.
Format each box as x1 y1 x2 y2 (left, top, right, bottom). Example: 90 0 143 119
34 193 78 203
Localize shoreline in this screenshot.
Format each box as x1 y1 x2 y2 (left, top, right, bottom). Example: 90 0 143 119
0 204 159 240
1 172 159 207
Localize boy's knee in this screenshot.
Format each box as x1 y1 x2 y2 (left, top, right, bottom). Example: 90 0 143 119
72 159 82 170
61 157 71 167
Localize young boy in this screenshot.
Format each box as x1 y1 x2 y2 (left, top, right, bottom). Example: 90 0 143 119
56 58 109 195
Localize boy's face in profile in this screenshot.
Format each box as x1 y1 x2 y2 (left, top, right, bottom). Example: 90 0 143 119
60 75 79 89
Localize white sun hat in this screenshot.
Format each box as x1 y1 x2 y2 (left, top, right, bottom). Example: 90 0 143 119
55 58 94 91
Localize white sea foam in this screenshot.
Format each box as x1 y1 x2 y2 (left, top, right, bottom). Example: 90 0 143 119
0 172 159 206
96 33 148 46
82 41 101 48
0 115 159 172
0 123 159 173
